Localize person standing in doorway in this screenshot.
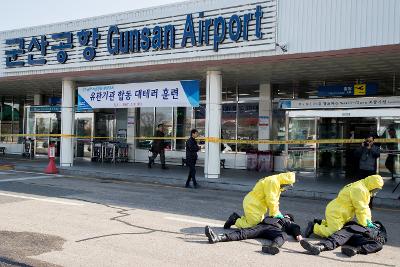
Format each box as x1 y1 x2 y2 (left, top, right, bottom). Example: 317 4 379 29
148 123 168 169
356 135 380 179
185 129 200 188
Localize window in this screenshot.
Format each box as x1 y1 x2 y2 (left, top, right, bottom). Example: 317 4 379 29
0 97 24 143
137 107 154 149
237 103 259 152
176 107 192 150
155 107 173 150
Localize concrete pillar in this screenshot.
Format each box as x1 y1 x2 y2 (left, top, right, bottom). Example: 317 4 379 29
126 108 136 162
204 70 222 179
258 83 272 151
60 79 75 167
34 94 42 105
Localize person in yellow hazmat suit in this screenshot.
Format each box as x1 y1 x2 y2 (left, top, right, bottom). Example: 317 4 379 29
304 175 384 238
223 172 296 229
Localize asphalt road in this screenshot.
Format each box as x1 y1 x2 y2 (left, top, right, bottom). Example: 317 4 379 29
0 170 398 267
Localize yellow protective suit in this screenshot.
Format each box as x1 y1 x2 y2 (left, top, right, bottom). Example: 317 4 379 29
234 172 296 228
313 175 384 238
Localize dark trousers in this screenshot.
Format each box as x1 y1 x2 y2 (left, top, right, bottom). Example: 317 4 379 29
150 150 165 165
185 161 197 186
358 169 376 180
322 228 383 254
226 224 286 247
385 155 396 176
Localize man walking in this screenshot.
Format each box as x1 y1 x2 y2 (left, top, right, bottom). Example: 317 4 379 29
148 123 168 169
185 129 200 188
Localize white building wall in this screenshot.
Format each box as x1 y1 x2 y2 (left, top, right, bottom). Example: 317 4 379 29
0 0 277 78
278 0 400 54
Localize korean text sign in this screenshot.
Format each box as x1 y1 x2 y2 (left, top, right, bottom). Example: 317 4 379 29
77 80 199 110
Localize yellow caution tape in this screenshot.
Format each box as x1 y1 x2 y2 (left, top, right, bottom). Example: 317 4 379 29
4 134 400 145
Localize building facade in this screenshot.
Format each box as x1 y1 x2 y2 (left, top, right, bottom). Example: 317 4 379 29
1 0 400 178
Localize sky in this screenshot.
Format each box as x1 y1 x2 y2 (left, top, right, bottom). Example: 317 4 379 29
0 0 186 31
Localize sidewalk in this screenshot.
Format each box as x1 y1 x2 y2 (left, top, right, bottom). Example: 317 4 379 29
2 155 399 208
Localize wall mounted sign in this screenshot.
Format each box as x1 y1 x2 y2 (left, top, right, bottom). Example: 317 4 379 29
317 83 378 97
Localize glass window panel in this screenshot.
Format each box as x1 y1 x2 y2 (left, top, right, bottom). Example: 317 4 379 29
221 103 237 152
137 107 154 149
238 84 259 100
237 102 259 152
155 107 173 150
176 107 192 150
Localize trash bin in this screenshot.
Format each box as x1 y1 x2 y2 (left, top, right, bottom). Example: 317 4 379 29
257 151 273 172
273 151 287 172
246 150 258 171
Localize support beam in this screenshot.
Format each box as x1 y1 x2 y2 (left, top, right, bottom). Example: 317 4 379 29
204 70 222 179
60 80 75 167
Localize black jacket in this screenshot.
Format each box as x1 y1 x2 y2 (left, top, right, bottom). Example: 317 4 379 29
261 217 301 239
186 137 199 163
151 130 165 153
343 221 387 245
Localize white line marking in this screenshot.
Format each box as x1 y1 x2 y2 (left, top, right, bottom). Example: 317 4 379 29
164 216 221 227
0 192 84 206
0 176 55 182
8 170 64 177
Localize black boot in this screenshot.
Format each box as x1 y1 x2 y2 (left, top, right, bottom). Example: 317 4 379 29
205 226 227 244
148 157 152 168
304 221 314 238
161 164 169 170
261 242 281 255
300 240 327 255
313 218 323 225
341 246 359 257
223 212 240 229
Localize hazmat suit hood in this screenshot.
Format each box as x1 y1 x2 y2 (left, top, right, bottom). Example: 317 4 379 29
363 175 384 191
277 172 296 186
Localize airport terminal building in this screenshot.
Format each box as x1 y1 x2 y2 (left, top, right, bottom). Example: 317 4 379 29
0 0 400 179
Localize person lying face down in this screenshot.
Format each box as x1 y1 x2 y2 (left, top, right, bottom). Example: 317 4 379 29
301 220 387 257
205 214 302 255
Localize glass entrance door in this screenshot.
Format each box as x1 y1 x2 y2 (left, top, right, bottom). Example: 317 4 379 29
34 113 61 155
317 117 377 177
75 113 94 158
378 117 400 179
287 117 316 171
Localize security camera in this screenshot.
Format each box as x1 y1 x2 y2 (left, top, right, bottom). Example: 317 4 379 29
275 43 288 53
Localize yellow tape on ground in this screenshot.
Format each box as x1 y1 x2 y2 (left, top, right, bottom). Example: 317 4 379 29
4 134 400 145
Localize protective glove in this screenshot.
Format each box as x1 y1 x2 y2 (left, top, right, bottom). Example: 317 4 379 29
367 219 377 229
274 213 284 219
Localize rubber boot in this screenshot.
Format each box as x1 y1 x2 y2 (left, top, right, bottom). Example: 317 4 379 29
341 246 359 257
304 221 314 238
148 157 152 168
262 242 281 255
223 212 240 229
205 226 228 244
300 240 327 255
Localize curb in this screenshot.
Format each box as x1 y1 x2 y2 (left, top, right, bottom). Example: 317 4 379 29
14 164 400 209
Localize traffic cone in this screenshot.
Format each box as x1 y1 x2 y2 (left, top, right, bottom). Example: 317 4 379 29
44 158 58 174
